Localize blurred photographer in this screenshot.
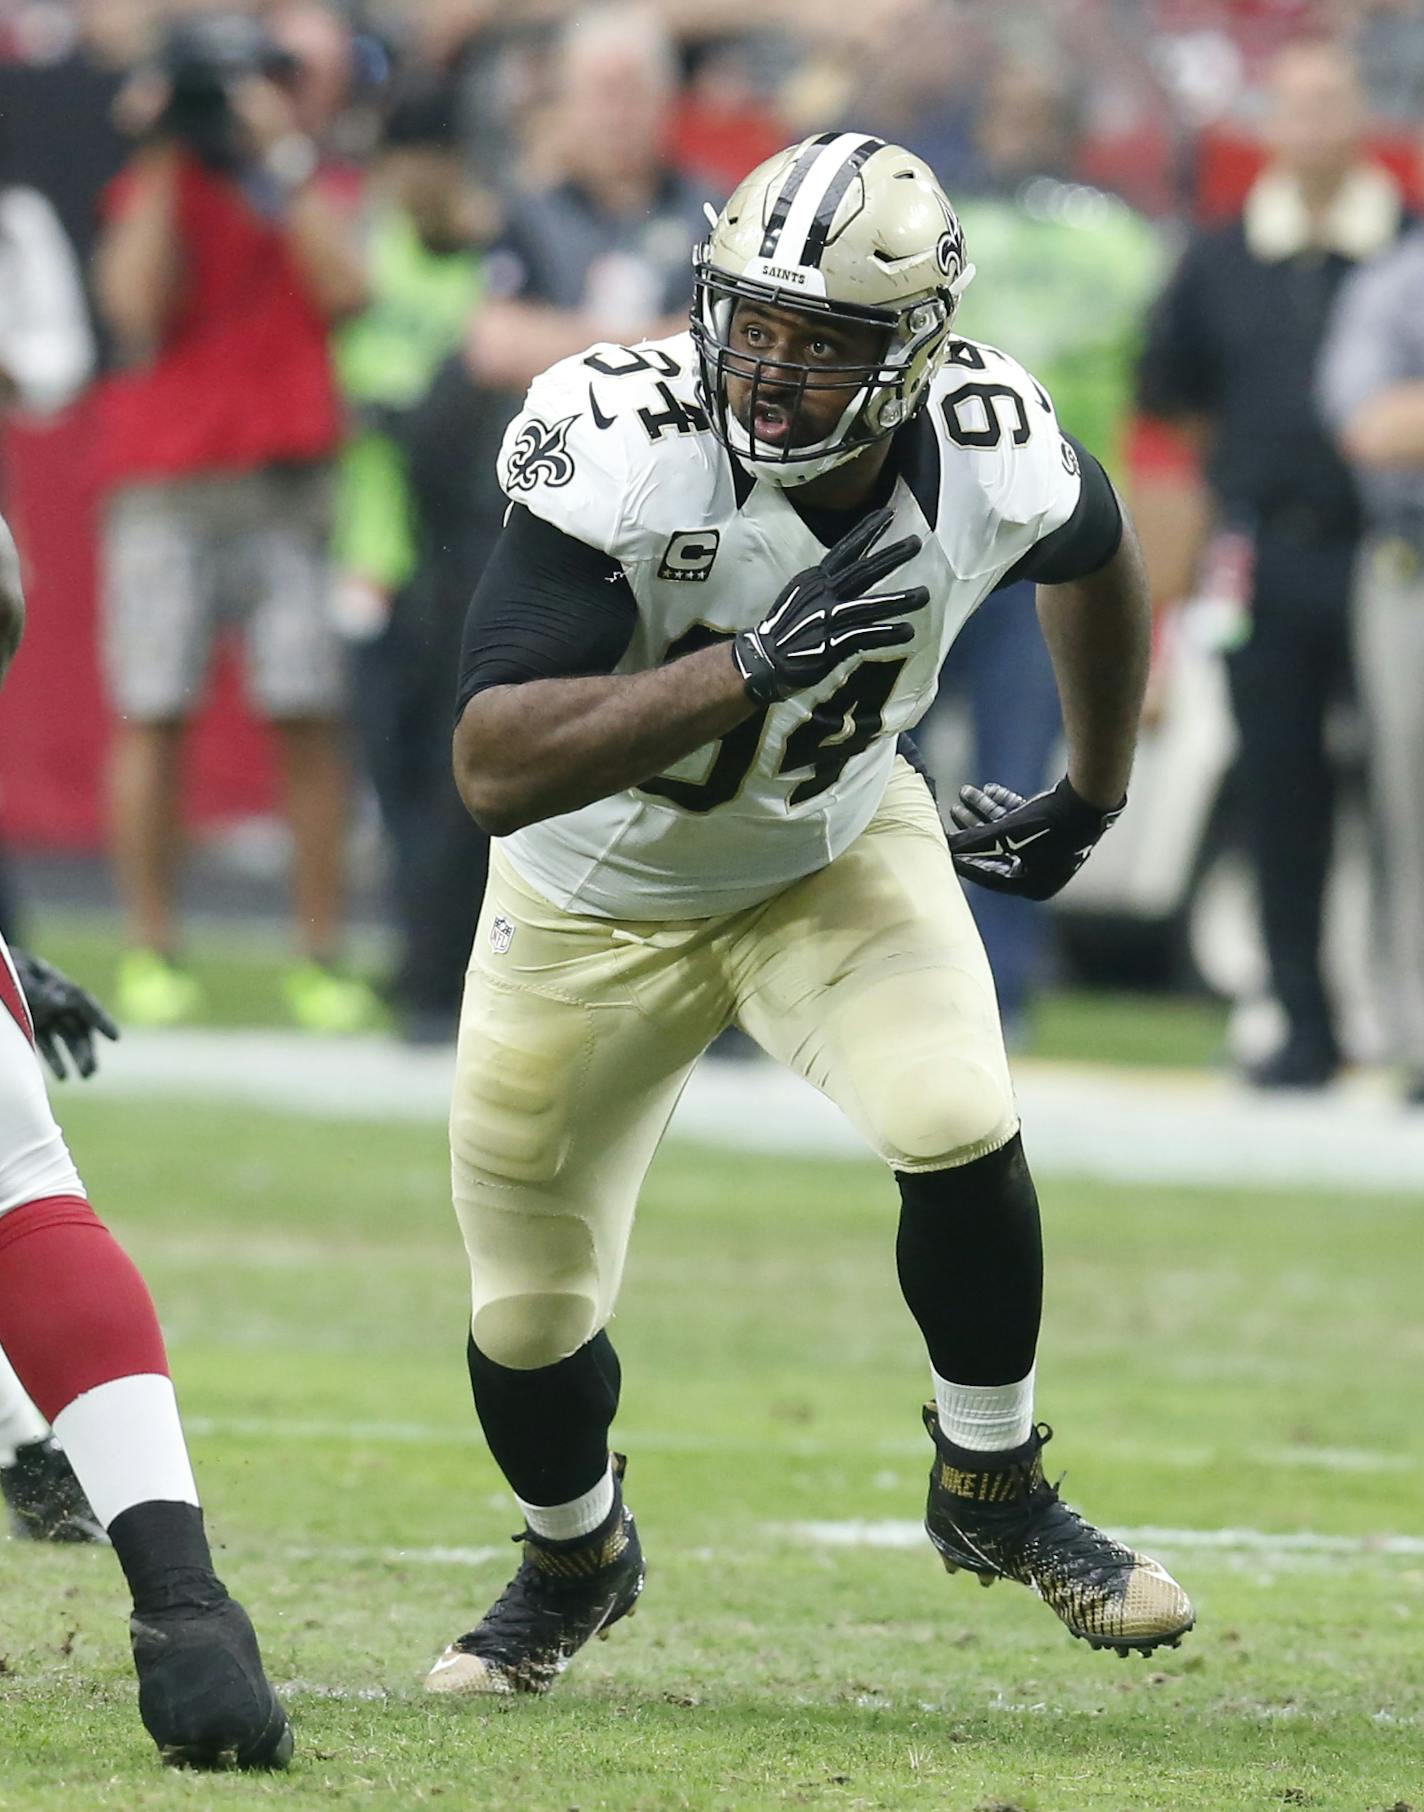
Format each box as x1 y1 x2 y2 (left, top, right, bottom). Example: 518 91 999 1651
94 12 374 1035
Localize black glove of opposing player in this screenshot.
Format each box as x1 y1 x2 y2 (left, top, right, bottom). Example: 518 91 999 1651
948 777 1125 902
10 948 119 1081
732 505 927 704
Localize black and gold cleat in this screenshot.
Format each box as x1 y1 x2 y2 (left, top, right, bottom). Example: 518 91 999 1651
1 1438 106 1544
922 1406 1194 1657
424 1456 645 1697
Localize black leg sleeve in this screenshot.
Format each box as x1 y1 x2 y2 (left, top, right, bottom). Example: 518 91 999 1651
466 1328 621 1507
895 1133 1043 1386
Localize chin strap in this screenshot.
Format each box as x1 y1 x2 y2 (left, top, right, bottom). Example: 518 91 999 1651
725 411 872 489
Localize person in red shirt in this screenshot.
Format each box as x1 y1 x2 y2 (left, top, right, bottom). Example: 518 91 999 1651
94 12 374 1032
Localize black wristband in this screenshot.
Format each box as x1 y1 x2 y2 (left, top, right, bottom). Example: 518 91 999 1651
731 631 783 704
1057 775 1126 834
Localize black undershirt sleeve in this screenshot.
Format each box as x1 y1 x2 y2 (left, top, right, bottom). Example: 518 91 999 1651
991 434 1123 591
455 505 639 719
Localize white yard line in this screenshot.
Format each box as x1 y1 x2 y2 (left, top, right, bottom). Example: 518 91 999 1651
1261 1444 1416 1474
81 1028 1424 1193
246 1525 1424 1576
279 1544 505 1569
184 1413 1417 1475
779 1519 1424 1559
1125 1525 1424 1556
184 1415 474 1446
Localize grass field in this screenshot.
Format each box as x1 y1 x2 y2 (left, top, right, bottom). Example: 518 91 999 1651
1 1091 1420 1812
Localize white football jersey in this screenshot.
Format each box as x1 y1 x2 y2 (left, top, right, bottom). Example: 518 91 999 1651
495 330 1082 919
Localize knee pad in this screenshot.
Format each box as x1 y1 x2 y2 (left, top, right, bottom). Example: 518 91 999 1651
471 1291 599 1372
870 1051 1018 1169
456 1186 606 1372
829 966 1017 1169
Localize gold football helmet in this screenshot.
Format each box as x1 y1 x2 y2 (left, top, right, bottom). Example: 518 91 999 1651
693 133 975 487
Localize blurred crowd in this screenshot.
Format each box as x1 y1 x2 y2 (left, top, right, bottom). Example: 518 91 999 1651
0 0 1423 1095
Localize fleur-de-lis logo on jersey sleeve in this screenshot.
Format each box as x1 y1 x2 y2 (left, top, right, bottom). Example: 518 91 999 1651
505 414 579 493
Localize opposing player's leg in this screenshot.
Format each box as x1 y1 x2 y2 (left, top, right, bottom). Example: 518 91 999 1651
0 949 290 1767
429 850 728 1696
0 1341 104 1542
0 1340 53 1456
734 758 1193 1656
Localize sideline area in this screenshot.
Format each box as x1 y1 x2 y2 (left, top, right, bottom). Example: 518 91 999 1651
80 1027 1424 1194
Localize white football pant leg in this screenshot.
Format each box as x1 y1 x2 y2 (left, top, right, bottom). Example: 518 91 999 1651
451 849 727 1370
732 757 1018 1171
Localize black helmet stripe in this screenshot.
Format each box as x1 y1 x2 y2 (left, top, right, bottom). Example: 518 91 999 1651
797 136 885 269
757 131 839 260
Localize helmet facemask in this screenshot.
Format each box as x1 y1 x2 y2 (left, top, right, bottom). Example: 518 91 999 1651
692 265 961 489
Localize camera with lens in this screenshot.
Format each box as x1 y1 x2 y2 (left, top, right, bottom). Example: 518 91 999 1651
155 12 298 168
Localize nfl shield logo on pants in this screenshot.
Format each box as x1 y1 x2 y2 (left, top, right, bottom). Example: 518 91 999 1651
489 914 515 956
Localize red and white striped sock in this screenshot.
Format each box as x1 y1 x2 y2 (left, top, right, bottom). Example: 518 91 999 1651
0 1194 220 1609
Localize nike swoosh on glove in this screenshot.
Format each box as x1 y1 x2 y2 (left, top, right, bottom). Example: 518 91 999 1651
10 948 120 1081
948 777 1125 901
732 504 927 704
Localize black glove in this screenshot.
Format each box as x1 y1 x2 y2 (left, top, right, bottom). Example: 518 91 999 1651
732 504 927 704
948 777 1125 902
10 948 120 1081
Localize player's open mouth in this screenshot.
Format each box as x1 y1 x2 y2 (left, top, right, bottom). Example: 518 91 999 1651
752 400 795 447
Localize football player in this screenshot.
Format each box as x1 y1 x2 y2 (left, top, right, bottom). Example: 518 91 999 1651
0 950 113 1543
427 135 1193 1698
0 513 291 1769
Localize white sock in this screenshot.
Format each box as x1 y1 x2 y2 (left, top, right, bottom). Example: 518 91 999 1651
0 1344 50 1462
932 1364 1036 1453
516 1460 616 1543
52 1375 199 1528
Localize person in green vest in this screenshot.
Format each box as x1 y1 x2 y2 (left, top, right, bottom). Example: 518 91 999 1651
935 56 1164 1040
333 77 491 1042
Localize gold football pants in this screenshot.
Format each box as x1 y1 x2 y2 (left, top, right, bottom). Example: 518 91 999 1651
450 759 1017 1370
